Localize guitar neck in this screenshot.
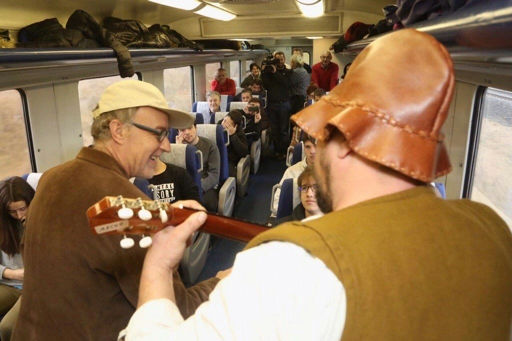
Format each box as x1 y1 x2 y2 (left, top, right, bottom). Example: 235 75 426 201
87 197 268 243
170 207 268 243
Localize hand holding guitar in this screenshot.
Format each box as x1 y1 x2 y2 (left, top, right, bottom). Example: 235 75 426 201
87 196 267 249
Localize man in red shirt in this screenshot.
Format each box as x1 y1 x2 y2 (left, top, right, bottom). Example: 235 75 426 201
311 51 339 92
211 68 236 96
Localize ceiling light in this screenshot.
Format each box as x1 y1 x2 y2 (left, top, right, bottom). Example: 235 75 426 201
307 36 323 39
296 0 324 18
195 4 236 21
149 0 201 11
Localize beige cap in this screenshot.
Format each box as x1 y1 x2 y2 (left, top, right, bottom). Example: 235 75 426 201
92 80 193 129
291 29 454 182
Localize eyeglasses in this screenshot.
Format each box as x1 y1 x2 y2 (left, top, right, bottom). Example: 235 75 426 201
298 184 317 193
132 123 169 142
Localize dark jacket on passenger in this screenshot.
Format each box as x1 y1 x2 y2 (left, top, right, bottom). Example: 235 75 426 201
13 147 218 341
275 203 306 226
226 126 249 165
237 109 261 142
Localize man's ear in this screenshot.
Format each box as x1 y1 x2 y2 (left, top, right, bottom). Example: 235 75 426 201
109 119 127 144
331 132 351 159
337 142 352 159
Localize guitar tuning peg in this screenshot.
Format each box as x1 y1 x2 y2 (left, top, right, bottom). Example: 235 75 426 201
159 208 168 224
120 235 135 249
139 235 153 248
138 207 152 221
118 207 134 220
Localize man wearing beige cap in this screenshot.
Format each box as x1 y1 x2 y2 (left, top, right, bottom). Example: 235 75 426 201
13 80 222 341
121 31 512 340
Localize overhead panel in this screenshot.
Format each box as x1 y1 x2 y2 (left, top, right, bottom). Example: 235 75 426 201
200 14 343 38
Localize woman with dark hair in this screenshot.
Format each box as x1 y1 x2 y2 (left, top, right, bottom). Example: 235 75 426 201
0 176 35 341
219 111 248 177
240 63 261 88
340 62 352 81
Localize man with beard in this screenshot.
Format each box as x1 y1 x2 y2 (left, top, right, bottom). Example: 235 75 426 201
120 30 512 340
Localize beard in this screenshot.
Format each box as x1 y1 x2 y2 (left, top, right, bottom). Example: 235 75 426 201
314 157 333 214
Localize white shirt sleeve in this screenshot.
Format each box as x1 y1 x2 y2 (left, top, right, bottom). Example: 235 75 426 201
120 241 346 341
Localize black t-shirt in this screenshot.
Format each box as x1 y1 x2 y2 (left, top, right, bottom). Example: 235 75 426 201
148 163 201 204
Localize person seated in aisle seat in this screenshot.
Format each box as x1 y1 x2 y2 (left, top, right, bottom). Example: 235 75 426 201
201 91 221 124
241 63 261 89
306 83 319 104
236 98 262 146
177 121 220 213
0 176 34 341
275 165 323 226
234 88 252 103
290 86 323 147
314 88 326 102
250 79 265 97
272 133 316 217
211 68 236 96
218 110 248 177
240 89 253 103
148 158 201 204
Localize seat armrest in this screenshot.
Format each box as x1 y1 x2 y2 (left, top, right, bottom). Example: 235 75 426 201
286 145 294 167
250 139 261 174
218 177 236 217
236 156 250 198
270 183 281 215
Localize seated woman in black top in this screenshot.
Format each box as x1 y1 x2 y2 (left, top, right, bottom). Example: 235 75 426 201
219 110 249 177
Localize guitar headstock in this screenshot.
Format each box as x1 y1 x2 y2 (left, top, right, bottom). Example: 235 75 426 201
88 195 268 248
87 195 172 249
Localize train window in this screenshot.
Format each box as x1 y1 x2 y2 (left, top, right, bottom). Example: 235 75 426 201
470 87 512 227
78 74 139 146
164 66 193 112
303 52 311 66
245 60 254 74
206 62 221 92
0 90 32 179
230 60 240 86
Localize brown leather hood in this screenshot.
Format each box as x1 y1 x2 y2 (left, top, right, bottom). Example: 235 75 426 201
292 29 454 182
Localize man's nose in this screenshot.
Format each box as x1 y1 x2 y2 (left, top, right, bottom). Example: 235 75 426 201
160 137 171 152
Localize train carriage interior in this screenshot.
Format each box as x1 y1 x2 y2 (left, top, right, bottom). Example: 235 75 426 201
1 0 511 288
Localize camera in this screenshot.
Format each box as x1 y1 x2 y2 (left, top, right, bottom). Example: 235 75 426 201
261 55 279 73
248 106 259 113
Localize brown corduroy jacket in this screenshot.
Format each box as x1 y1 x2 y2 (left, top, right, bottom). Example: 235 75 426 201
13 147 218 341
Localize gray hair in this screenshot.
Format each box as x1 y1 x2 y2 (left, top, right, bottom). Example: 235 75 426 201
291 54 304 67
91 107 138 142
206 91 221 100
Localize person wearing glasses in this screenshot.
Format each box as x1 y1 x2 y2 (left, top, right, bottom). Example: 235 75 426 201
275 165 323 226
271 133 316 221
13 80 226 341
